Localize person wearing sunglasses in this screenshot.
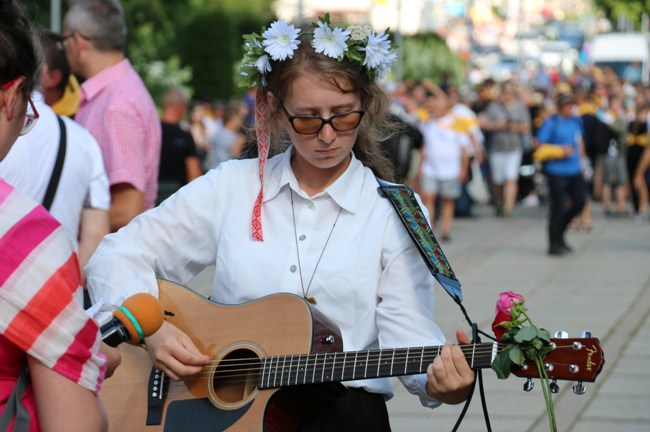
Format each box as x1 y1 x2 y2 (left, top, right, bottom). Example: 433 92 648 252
0 1 110 431
86 17 474 430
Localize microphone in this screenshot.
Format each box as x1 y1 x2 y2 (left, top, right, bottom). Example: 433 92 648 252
101 293 164 347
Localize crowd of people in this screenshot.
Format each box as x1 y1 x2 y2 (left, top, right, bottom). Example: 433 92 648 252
380 62 650 255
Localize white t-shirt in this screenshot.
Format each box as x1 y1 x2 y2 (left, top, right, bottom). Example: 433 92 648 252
420 114 470 180
0 93 110 243
85 148 448 407
451 103 485 154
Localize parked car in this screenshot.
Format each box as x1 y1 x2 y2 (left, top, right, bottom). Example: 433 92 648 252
589 32 650 84
486 54 519 82
539 40 575 68
546 22 585 50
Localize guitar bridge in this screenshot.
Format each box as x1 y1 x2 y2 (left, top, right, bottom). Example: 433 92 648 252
146 367 168 425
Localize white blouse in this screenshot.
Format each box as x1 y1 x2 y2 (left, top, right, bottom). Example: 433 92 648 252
86 147 447 407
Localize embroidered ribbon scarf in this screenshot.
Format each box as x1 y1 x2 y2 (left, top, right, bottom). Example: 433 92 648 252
252 90 270 241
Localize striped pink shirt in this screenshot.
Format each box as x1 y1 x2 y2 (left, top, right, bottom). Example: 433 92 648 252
76 59 161 210
0 180 106 429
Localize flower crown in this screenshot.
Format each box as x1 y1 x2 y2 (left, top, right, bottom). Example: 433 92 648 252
238 14 397 90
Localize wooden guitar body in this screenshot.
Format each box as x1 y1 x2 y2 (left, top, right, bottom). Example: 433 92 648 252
99 280 604 431
100 280 344 432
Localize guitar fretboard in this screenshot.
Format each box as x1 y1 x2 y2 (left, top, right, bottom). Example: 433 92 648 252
259 342 497 389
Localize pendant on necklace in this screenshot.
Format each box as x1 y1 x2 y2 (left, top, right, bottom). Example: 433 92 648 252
290 189 341 308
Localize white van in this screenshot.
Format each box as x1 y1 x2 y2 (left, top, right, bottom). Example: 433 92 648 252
589 32 650 84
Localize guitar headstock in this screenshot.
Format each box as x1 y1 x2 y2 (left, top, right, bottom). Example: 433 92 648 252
511 337 604 383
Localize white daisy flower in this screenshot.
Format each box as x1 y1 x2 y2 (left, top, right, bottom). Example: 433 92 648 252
376 50 397 80
255 54 272 74
360 30 392 69
313 22 350 59
262 20 301 61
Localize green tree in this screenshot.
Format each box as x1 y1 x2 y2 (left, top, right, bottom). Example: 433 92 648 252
121 1 193 105
24 0 273 104
592 0 650 31
123 0 272 102
401 33 464 85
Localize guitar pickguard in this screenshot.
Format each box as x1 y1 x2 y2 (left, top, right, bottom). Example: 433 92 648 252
163 398 252 432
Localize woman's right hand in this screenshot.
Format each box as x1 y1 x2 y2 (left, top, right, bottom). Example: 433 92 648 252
144 321 211 381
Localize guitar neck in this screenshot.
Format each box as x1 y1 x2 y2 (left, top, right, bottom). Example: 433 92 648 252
258 342 497 389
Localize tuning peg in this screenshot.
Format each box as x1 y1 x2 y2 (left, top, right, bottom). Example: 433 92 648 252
554 330 569 338
579 330 592 338
523 378 534 392
572 381 586 395
550 379 560 394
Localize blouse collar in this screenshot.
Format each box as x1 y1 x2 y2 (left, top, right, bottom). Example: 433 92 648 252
264 146 366 214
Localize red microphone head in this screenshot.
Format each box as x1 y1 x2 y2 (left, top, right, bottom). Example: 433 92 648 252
113 293 164 344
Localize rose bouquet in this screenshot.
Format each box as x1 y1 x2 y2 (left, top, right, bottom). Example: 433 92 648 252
491 291 557 432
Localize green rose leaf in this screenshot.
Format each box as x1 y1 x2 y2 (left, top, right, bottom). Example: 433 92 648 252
509 344 525 365
539 346 554 358
524 346 539 361
537 328 552 343
492 348 513 379
514 326 538 343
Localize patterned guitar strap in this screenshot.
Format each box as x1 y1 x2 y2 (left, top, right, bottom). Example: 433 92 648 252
376 178 463 303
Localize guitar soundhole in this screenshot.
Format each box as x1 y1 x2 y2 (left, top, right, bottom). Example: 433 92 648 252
211 348 261 407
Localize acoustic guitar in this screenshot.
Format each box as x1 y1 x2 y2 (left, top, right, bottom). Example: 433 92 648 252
99 280 604 432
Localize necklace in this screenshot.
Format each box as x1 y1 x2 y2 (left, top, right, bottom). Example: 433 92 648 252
290 189 342 304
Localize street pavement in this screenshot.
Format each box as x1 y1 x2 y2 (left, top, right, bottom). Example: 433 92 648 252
383 202 650 432
188 200 650 432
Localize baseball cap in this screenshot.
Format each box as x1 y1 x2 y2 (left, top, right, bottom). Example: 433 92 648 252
556 92 575 106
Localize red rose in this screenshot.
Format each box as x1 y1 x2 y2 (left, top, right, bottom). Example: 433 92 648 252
491 311 512 341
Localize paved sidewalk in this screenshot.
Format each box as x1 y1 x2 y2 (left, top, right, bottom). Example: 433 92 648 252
385 202 650 432
187 201 650 431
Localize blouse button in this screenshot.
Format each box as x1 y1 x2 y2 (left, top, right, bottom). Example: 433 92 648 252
290 265 297 273
299 234 306 241
307 201 314 209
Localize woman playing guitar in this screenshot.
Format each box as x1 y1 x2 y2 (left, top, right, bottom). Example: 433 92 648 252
86 16 475 431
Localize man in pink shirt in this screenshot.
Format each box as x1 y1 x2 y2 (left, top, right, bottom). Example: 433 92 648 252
63 0 161 231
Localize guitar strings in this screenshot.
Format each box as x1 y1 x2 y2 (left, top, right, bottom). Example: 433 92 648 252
149 344 586 388
199 344 499 371
156 353 498 395
152 350 589 400
155 351 588 399
154 347 497 391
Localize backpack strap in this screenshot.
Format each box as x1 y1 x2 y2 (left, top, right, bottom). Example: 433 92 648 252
0 365 31 432
42 116 67 211
376 178 463 303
